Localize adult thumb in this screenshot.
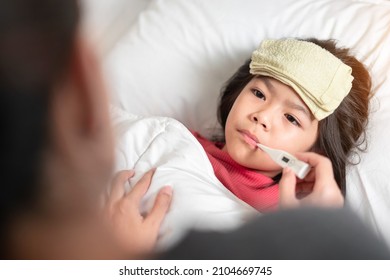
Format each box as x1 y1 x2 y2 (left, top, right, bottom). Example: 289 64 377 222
279 167 298 208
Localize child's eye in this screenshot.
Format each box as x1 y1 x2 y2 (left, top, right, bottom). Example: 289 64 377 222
252 89 266 100
285 114 300 126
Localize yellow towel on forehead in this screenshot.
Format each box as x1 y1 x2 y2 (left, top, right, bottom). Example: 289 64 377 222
249 39 353 120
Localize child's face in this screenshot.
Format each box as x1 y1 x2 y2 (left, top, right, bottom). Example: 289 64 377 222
222 76 319 177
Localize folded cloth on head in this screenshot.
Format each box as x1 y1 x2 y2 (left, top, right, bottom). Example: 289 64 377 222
250 39 353 120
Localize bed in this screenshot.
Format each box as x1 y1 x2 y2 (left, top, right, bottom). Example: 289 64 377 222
81 0 390 251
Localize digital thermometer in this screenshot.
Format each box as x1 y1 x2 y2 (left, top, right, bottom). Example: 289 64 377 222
256 143 310 179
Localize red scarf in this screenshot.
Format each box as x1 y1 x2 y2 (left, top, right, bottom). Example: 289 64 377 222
193 132 279 212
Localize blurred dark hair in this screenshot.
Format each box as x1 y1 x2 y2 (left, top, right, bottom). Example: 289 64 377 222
217 38 372 196
0 0 79 256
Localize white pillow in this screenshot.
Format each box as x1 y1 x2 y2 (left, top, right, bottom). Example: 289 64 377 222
103 0 390 246
81 0 152 55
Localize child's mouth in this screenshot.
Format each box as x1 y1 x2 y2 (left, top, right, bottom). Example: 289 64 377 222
241 131 259 148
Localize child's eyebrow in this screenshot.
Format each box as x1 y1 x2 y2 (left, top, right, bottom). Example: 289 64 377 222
284 100 313 120
261 76 276 93
260 76 313 120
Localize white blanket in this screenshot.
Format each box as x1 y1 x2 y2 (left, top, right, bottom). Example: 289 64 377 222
111 106 258 251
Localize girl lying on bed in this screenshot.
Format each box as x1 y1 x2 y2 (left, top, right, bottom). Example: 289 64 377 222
112 37 371 250
192 38 371 211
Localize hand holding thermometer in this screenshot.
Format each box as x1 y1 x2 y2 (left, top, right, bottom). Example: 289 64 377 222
256 143 310 179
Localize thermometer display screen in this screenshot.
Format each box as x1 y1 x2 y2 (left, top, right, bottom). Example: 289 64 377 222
282 156 290 163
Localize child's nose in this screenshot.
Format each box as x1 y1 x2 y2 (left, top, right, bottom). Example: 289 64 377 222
251 112 270 131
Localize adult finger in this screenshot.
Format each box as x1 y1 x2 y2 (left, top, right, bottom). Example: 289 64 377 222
279 167 298 208
145 186 173 231
296 181 314 194
125 169 156 203
108 170 135 204
296 152 334 182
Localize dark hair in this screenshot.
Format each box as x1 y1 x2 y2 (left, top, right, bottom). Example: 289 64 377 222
0 0 79 256
217 38 372 196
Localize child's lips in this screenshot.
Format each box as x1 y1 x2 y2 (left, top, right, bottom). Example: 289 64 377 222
241 131 259 148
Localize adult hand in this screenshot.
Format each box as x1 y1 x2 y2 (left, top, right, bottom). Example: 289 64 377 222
279 152 344 209
104 169 172 257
